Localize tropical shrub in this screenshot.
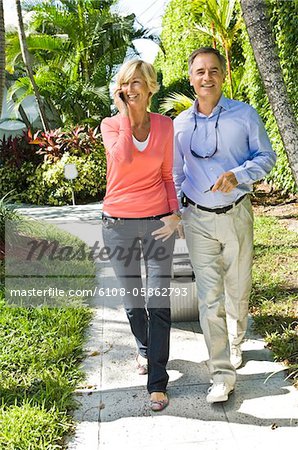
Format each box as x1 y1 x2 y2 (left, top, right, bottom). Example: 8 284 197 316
0 191 21 254
29 125 103 161
0 125 107 205
0 133 40 198
24 125 107 205
25 151 106 206
0 191 22 288
268 0 298 116
0 161 37 201
160 92 195 117
0 132 39 167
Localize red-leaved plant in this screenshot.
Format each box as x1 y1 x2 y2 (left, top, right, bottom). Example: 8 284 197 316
0 132 40 167
28 125 102 162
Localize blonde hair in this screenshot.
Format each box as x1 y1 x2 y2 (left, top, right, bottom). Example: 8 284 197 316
116 59 159 106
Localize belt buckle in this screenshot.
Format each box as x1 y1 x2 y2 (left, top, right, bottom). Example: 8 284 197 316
215 207 226 215
104 216 117 224
215 204 232 214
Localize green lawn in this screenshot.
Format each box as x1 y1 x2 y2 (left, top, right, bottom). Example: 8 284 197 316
251 215 298 383
0 219 94 449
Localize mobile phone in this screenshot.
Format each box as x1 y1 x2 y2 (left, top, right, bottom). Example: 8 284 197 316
119 92 125 102
181 194 188 207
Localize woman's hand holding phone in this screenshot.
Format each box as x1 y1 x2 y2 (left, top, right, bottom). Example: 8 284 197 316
114 89 128 116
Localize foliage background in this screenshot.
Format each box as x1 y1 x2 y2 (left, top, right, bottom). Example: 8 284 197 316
153 0 298 193
1 0 297 203
152 0 209 112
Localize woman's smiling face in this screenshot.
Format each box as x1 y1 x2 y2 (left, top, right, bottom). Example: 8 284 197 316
121 69 151 108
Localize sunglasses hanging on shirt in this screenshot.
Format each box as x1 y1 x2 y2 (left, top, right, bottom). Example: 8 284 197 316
190 106 223 159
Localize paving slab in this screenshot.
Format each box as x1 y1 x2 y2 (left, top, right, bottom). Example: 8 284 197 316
99 384 232 447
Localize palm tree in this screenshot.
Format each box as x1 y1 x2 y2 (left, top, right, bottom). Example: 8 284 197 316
240 0 298 186
15 0 49 131
7 0 148 125
191 0 242 98
0 0 5 117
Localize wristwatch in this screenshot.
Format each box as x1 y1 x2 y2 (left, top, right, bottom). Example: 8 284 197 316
172 210 182 219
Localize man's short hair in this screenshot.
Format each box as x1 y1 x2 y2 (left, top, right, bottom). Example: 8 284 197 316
188 47 226 75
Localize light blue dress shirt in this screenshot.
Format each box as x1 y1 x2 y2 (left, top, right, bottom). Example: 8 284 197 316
174 94 277 208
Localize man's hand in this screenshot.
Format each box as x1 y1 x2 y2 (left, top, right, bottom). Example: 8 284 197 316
212 171 238 193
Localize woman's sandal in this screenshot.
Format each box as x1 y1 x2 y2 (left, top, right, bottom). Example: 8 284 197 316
136 354 148 375
150 393 169 412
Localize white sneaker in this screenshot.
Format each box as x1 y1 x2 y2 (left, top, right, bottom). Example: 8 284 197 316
206 383 234 403
230 345 242 369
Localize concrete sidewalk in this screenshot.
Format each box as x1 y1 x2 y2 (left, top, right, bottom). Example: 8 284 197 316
17 203 298 450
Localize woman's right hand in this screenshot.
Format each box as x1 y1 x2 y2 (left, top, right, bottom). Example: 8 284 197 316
114 89 128 116
151 214 181 242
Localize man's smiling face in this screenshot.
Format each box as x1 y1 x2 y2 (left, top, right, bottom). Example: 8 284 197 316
189 53 225 102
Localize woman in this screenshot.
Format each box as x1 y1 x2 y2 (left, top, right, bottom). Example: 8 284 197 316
100 59 181 411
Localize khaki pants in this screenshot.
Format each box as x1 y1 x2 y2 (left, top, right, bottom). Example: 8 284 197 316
183 196 254 386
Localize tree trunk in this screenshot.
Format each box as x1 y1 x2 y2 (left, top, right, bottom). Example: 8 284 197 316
15 0 49 131
224 45 233 99
0 0 5 117
240 0 298 187
211 22 217 49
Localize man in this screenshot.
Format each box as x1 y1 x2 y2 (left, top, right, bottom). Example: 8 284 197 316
173 47 276 403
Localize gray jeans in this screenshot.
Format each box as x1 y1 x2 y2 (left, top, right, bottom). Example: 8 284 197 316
102 216 175 393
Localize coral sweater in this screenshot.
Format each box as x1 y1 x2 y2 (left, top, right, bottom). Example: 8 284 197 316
100 113 179 218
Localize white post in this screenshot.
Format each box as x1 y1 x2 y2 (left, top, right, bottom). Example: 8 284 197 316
64 164 78 206
70 179 75 206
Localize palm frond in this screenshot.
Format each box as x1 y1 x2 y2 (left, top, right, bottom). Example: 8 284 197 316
231 66 245 97
221 0 236 30
7 77 33 108
5 33 22 70
29 4 75 35
26 34 67 53
194 23 221 41
81 84 110 107
205 0 225 31
160 92 195 117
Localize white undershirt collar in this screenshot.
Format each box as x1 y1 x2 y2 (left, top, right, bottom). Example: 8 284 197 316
132 133 150 152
